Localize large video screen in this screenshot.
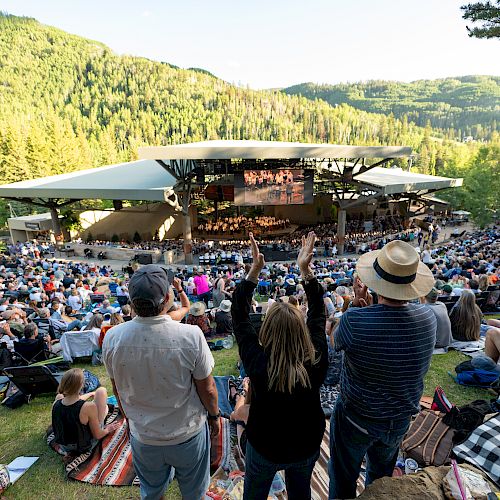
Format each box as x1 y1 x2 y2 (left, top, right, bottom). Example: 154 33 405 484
234 169 313 206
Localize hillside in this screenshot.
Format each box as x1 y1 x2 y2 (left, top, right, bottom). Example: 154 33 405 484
0 13 480 184
0 12 498 228
284 77 500 140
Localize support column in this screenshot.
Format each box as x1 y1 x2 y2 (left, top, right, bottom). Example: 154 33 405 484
181 193 193 265
49 206 64 244
337 208 347 255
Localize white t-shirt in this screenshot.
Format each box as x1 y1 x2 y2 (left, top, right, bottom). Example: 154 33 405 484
102 314 214 446
422 250 433 264
67 295 82 311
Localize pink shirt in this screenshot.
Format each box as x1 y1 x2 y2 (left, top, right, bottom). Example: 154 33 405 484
193 275 210 295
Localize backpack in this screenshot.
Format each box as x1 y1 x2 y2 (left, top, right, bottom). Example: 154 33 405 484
82 370 100 393
443 399 493 445
450 360 500 387
401 409 455 467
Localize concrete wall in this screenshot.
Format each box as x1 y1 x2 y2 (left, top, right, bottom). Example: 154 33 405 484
79 203 196 242
67 243 162 263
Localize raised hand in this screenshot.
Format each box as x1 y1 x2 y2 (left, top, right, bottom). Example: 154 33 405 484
172 277 182 292
297 231 316 274
249 232 265 275
353 276 373 307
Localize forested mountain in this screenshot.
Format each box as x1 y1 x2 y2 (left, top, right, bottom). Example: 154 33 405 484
284 77 500 141
0 13 498 226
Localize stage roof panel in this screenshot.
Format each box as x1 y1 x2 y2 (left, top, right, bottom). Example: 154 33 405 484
0 160 177 201
138 140 412 160
356 167 463 195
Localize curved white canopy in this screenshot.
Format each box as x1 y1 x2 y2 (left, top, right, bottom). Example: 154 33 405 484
139 140 412 160
0 160 177 201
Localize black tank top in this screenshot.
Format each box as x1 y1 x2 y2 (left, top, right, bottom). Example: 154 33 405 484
52 399 93 452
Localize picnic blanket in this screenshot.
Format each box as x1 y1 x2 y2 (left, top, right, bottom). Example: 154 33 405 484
212 376 364 499
311 425 365 499
453 414 500 486
48 406 139 487
449 338 485 358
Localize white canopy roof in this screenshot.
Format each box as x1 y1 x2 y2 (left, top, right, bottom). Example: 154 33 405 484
0 141 461 203
356 167 462 195
139 140 412 160
0 160 177 201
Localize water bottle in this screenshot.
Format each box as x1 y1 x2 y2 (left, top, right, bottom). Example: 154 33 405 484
222 335 234 349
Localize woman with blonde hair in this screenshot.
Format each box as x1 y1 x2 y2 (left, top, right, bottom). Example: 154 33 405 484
449 291 483 341
232 232 327 499
109 312 124 326
51 368 118 453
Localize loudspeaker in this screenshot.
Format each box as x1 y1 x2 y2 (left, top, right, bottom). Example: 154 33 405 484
137 254 153 265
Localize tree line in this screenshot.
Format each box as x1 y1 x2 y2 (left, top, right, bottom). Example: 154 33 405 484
0 13 497 227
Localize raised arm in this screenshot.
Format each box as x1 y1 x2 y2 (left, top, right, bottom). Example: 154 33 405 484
297 232 327 354
167 277 190 321
231 233 265 376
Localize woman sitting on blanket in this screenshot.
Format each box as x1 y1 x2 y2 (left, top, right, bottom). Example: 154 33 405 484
51 368 118 454
232 232 328 500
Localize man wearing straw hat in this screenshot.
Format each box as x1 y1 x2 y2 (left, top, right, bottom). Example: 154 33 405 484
329 240 437 499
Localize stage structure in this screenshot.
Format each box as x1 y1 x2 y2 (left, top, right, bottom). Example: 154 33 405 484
138 140 462 258
0 140 463 262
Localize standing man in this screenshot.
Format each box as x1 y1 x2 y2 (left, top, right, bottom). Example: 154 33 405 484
102 264 219 500
329 240 436 499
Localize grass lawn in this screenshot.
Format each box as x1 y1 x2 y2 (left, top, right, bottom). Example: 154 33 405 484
0 344 494 499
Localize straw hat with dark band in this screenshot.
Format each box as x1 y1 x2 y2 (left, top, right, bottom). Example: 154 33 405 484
356 240 434 301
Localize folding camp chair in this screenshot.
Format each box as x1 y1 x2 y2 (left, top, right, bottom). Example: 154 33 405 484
14 339 50 364
90 294 105 304
3 365 63 398
33 318 56 340
0 342 15 371
59 330 99 363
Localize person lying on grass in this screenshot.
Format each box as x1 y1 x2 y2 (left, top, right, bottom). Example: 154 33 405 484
51 368 119 454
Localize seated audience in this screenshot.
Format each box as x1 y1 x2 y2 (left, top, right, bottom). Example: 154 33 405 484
51 368 118 454
213 300 233 336
17 323 52 361
422 288 452 348
121 304 132 322
186 302 212 336
449 291 483 341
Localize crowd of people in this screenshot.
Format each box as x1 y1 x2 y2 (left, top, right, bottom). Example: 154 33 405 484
1 222 499 499
197 215 290 236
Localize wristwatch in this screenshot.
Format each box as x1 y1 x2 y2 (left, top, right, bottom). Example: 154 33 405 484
207 411 221 420
301 271 315 283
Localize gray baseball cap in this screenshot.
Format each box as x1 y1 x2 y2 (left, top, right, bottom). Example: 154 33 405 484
128 264 170 307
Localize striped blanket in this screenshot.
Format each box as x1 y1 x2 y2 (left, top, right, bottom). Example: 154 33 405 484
311 425 365 499
48 406 139 486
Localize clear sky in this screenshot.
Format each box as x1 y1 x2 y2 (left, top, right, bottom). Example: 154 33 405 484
2 0 499 88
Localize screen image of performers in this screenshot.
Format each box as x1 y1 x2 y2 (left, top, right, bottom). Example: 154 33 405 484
242 169 304 205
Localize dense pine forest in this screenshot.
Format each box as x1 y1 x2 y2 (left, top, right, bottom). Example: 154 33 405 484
0 13 498 226
284 77 500 141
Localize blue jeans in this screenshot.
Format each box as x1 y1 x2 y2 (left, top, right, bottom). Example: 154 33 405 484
66 319 82 332
328 398 411 499
130 424 210 500
244 441 319 500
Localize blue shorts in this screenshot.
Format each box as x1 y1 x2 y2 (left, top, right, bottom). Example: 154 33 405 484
480 323 491 337
130 424 210 500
